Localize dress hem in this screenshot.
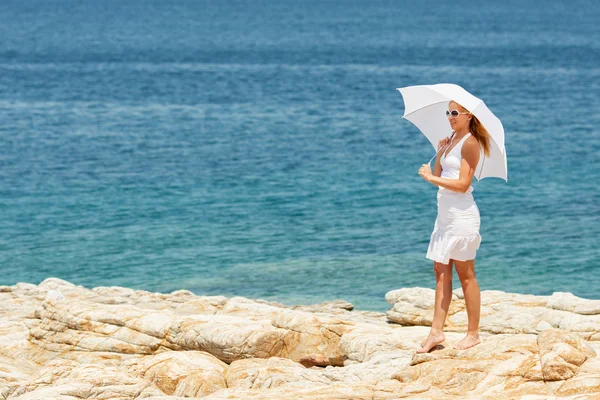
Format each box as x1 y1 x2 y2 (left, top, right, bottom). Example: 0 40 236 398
426 232 481 265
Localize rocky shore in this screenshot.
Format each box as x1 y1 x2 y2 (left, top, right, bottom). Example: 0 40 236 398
1 278 599 399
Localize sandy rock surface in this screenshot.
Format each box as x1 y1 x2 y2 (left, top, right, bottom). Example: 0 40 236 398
1 278 599 399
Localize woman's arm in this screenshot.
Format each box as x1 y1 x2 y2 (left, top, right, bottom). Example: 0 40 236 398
432 150 443 177
426 137 480 193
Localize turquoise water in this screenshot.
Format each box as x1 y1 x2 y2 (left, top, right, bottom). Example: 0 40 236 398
0 0 598 311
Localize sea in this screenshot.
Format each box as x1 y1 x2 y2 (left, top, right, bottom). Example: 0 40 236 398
0 0 598 312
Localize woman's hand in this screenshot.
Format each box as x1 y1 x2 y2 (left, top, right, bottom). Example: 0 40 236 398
418 163 433 182
438 136 451 151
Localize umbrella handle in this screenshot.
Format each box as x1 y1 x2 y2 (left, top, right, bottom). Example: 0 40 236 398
426 148 443 166
426 132 456 166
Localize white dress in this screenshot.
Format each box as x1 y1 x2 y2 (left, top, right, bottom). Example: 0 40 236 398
426 132 481 264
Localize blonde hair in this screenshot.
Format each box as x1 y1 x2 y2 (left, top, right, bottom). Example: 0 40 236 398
449 101 491 158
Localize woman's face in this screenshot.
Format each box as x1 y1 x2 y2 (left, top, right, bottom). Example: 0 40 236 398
447 101 471 132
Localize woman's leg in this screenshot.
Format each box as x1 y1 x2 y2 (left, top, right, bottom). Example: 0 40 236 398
417 260 453 353
454 258 481 349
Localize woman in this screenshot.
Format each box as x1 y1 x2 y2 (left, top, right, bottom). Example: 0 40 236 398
416 100 492 353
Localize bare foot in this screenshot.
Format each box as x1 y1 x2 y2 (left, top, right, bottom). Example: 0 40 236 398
453 333 481 350
417 331 445 353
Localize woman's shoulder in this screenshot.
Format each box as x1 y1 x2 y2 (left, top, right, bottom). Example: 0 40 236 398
462 135 481 156
464 135 480 148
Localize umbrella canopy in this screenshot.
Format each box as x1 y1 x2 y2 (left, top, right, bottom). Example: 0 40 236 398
397 83 507 181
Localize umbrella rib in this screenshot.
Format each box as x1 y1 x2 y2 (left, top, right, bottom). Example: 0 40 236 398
401 100 449 118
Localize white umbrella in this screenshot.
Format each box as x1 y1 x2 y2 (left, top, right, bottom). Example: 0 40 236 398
396 83 507 182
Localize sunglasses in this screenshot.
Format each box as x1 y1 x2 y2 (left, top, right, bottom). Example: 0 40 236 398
446 109 471 118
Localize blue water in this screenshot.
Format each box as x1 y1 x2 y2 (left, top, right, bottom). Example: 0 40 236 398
1 0 599 312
